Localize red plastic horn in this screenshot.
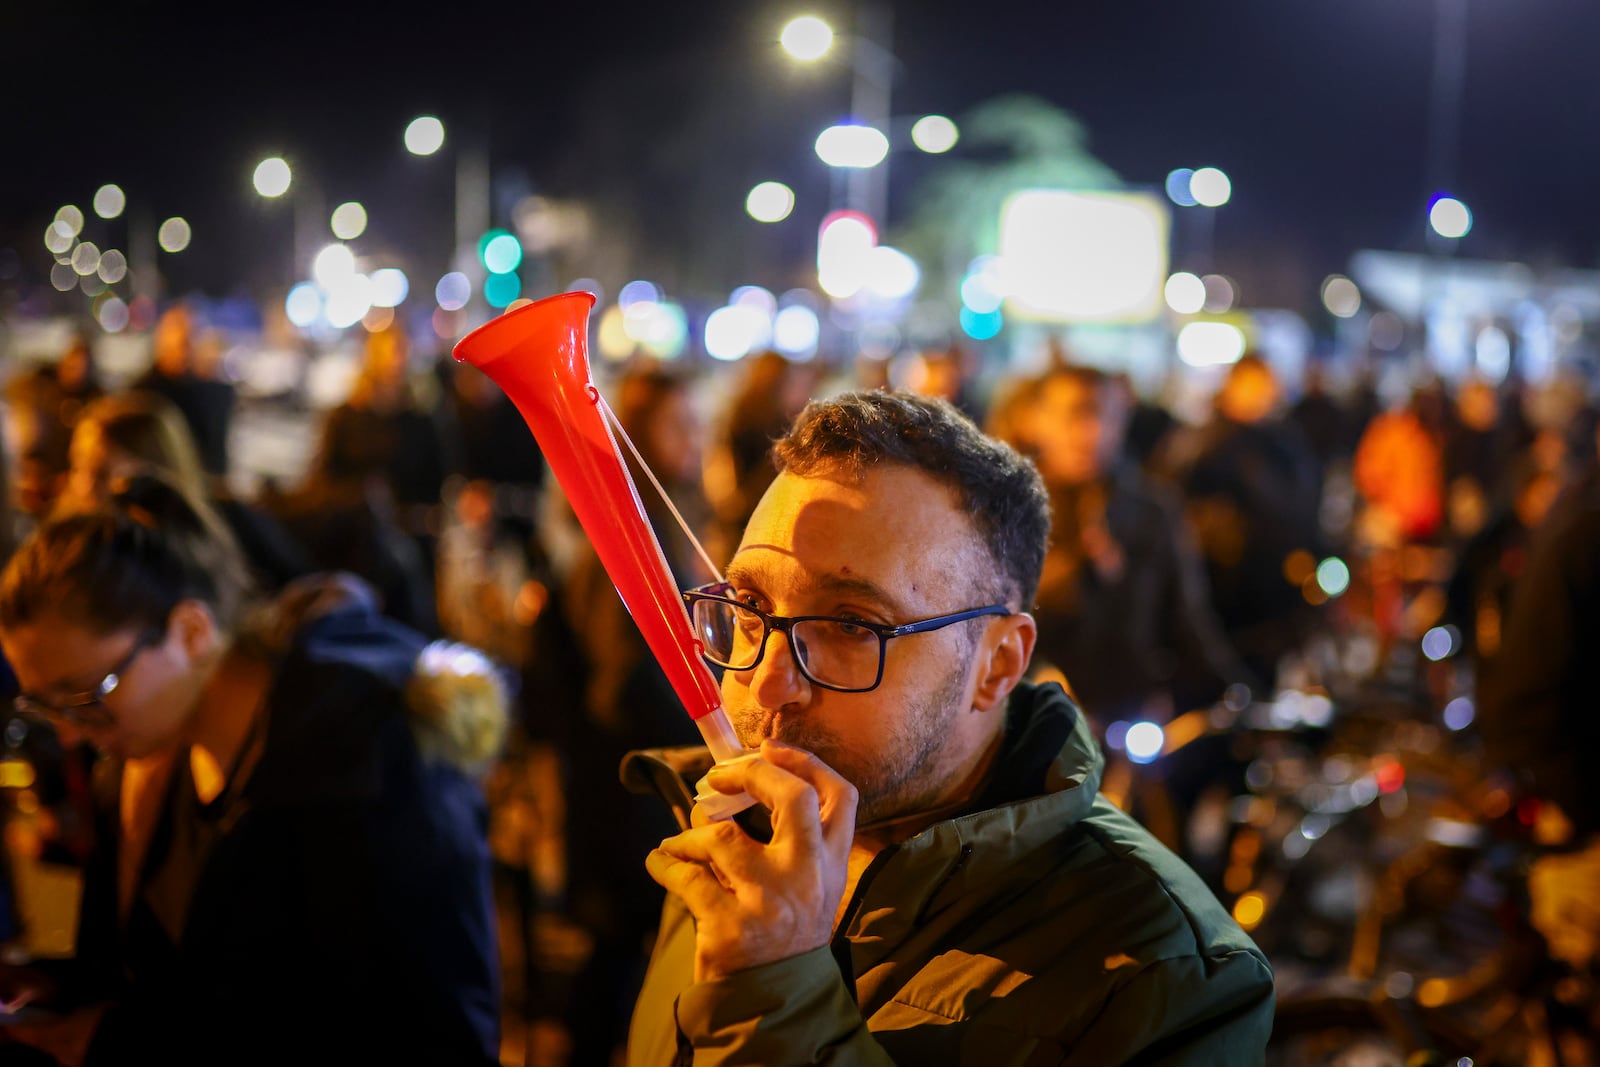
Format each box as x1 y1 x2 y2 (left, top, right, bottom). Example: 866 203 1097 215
453 292 747 762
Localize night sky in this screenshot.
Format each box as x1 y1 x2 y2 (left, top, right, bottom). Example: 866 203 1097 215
9 0 1600 317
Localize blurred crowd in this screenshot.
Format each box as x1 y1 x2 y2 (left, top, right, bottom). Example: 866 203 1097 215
0 301 1597 1064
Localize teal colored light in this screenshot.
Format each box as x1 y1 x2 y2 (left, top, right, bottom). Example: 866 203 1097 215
641 301 689 360
485 271 521 308
959 306 1003 341
481 232 523 274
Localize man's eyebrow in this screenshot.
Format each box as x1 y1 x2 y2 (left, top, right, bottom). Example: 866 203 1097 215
813 573 908 616
725 562 910 617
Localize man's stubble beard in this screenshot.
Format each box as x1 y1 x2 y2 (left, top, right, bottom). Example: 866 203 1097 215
730 646 975 827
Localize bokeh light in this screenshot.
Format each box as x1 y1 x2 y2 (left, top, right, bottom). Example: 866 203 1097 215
911 115 959 153
435 271 471 311
50 263 77 292
619 280 661 309
312 243 356 288
1190 167 1232 207
1125 721 1165 764
1322 275 1361 318
864 246 920 301
1442 697 1475 732
70 241 101 277
815 124 889 169
1201 274 1236 312
1163 272 1205 314
1176 321 1246 367
285 283 324 328
485 271 521 309
92 184 126 219
746 181 796 223
481 231 523 274
959 306 1003 341
157 217 191 253
1429 195 1472 239
44 221 75 255
1316 557 1350 597
704 304 769 361
780 16 833 60
1165 168 1198 207
817 211 877 299
253 157 292 198
773 305 820 357
330 202 368 240
54 205 85 237
1421 625 1460 662
96 248 127 284
325 274 375 329
404 116 445 156
95 295 129 333
370 268 410 308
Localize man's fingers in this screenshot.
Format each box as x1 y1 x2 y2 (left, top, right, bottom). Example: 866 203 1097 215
757 740 859 849
645 847 730 912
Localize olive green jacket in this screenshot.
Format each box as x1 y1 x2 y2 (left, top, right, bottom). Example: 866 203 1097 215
627 681 1273 1065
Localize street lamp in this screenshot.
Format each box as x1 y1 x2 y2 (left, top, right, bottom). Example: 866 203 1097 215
779 6 896 224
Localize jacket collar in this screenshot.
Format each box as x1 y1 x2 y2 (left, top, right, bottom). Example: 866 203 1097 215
842 681 1102 969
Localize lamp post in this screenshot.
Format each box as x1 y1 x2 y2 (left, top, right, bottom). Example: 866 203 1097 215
781 5 897 226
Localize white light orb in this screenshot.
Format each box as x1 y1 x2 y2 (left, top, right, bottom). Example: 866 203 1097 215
285 283 324 328
404 116 446 156
157 217 192 253
1164 272 1205 314
773 305 820 357
96 248 127 284
253 157 292 198
54 205 85 237
780 16 833 61
815 124 889 169
1125 721 1166 764
370 268 410 308
746 181 796 223
911 115 959 154
312 243 356 288
1322 275 1361 318
330 202 368 240
1429 196 1472 239
1190 167 1232 207
93 184 126 219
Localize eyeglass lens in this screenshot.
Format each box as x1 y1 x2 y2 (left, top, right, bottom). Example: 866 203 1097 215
691 598 881 691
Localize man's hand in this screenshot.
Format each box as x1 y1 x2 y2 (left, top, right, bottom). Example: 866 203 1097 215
645 739 858 983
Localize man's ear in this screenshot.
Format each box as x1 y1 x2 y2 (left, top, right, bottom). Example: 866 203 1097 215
169 599 222 662
972 613 1036 713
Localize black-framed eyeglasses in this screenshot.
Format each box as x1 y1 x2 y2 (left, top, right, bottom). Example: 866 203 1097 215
13 629 163 729
682 582 1011 694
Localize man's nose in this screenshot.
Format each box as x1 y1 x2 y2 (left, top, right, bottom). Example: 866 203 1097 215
746 625 811 706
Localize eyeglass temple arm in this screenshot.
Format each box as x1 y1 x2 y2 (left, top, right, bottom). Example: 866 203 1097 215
886 606 1011 637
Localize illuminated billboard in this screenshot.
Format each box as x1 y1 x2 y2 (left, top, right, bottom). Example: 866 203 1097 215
997 189 1169 324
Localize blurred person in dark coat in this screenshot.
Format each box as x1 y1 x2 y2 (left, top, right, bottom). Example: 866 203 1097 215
1478 418 1600 840
0 476 505 1065
1157 353 1324 683
133 307 235 479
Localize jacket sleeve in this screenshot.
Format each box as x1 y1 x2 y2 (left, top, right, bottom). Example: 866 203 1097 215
1059 948 1275 1067
675 948 895 1066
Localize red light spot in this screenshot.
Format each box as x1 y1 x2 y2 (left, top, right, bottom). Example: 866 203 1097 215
1375 760 1405 794
1516 796 1541 827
